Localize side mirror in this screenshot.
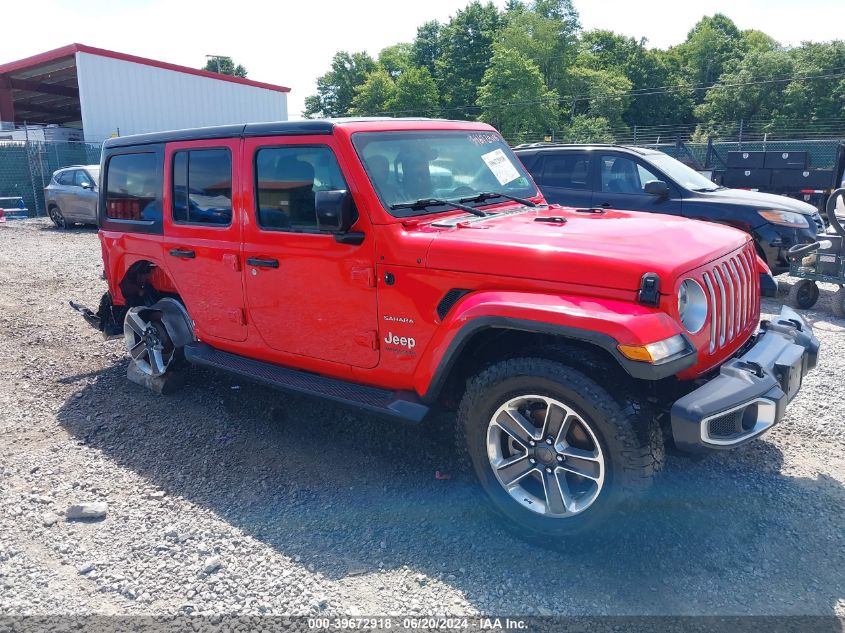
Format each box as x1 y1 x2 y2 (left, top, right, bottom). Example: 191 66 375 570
315 189 356 233
644 180 669 197
80 181 93 190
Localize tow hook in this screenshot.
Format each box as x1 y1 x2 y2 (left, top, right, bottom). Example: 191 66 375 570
738 360 765 378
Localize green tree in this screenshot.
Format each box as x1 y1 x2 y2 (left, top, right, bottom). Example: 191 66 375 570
350 69 397 116
780 41 845 124
695 49 794 123
388 67 440 116
561 66 632 128
560 115 615 143
378 43 414 78
303 51 377 118
411 21 442 79
477 46 559 141
202 56 247 78
577 30 693 126
435 1 501 117
497 5 579 91
674 14 746 93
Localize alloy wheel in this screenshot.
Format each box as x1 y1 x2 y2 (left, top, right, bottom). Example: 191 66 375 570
486 394 605 518
123 308 175 377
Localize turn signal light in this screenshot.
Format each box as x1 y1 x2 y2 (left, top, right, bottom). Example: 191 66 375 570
618 334 688 363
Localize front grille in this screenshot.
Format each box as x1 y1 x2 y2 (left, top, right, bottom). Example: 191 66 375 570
812 212 825 233
700 245 759 354
707 410 743 438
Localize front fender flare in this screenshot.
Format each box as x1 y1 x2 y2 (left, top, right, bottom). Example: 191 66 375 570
415 291 696 402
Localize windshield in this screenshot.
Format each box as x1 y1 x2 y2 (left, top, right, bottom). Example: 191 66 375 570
351 131 538 216
646 153 719 191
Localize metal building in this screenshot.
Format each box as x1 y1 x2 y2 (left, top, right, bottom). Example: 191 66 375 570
0 44 290 141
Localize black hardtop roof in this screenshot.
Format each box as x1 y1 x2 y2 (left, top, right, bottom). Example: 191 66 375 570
513 143 661 156
102 117 445 149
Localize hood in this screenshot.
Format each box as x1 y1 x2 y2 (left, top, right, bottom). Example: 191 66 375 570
696 188 818 215
424 206 750 292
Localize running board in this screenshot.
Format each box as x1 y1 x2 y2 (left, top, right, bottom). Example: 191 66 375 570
184 342 429 423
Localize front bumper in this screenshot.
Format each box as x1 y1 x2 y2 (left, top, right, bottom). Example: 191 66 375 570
671 306 819 452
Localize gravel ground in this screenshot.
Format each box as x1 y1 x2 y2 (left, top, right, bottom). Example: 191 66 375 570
1 218 844 618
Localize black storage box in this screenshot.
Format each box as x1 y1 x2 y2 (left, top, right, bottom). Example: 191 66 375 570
817 236 844 276
723 168 772 188
726 151 766 168
771 169 835 190
764 151 808 169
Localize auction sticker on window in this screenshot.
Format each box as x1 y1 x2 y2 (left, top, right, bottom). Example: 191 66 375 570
481 148 521 185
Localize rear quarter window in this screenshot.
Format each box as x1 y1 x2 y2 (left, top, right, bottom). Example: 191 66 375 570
105 153 161 222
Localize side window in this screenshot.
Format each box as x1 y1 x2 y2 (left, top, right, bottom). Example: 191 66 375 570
58 171 75 186
600 155 659 194
74 170 93 187
171 149 232 225
540 154 591 190
254 145 348 231
105 153 161 221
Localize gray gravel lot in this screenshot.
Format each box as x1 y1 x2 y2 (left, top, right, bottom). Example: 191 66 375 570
1 218 844 617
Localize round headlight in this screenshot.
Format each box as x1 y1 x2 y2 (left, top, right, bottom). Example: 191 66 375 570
678 279 707 334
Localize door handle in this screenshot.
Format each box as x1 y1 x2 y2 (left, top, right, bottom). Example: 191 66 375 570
169 248 195 259
246 257 279 268
600 202 612 208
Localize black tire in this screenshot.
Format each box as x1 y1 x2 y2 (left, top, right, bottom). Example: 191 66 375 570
833 288 845 320
48 205 67 229
788 279 819 310
457 357 664 540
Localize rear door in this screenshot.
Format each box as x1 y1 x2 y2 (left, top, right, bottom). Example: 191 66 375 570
592 154 683 215
241 135 379 368
529 152 593 207
161 138 247 342
55 170 76 216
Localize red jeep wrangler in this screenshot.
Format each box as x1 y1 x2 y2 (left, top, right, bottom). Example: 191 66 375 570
75 118 819 537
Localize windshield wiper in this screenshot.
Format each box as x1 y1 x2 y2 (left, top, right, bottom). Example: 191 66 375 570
691 186 722 192
458 191 538 207
390 198 487 217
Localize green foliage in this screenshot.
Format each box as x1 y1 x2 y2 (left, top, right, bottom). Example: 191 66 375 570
560 115 615 143
435 1 501 117
477 45 558 140
378 44 414 78
390 67 440 116
303 51 377 118
350 69 397 116
303 1 845 141
202 57 247 78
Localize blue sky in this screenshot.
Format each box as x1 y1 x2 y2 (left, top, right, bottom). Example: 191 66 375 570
3 0 844 118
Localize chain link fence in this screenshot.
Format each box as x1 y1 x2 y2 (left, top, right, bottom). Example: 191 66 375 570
0 140 102 216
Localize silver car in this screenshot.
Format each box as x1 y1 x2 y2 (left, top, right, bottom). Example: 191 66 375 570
44 165 100 228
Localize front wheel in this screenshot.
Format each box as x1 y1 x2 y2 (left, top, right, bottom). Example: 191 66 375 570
458 358 664 539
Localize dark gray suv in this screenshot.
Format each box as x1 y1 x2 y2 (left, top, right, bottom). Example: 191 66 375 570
514 144 823 291
44 165 100 228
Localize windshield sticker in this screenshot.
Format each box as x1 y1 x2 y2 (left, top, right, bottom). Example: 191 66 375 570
481 148 521 186
468 133 500 146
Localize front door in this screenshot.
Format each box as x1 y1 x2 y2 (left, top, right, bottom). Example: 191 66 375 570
592 154 682 215
161 138 247 342
241 137 378 369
